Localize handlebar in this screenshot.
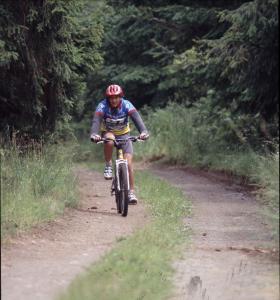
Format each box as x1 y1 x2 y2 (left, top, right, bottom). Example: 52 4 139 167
93 136 144 146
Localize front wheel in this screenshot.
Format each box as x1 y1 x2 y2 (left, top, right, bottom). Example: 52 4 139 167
113 178 122 214
118 163 129 217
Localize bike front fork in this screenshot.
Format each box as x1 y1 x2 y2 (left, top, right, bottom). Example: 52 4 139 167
111 178 116 196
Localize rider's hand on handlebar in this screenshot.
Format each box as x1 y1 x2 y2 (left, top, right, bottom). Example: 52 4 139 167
139 132 149 140
90 134 101 143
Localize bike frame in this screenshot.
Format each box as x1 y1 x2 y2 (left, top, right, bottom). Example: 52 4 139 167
96 136 141 216
114 147 130 192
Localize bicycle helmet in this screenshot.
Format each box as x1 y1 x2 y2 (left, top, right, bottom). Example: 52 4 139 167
105 84 124 97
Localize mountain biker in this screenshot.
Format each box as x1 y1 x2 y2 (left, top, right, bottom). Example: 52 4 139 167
90 84 149 205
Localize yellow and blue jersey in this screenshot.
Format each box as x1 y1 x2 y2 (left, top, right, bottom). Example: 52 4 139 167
95 98 137 136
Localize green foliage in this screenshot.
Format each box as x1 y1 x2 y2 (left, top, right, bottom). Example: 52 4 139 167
59 170 191 300
0 0 103 137
87 1 224 107
1 140 78 238
1 0 278 149
136 103 270 166
86 0 278 150
72 136 104 163
165 0 278 144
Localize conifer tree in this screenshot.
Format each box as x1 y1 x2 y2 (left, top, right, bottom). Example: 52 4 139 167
0 0 103 138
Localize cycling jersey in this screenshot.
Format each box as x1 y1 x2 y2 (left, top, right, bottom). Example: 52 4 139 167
91 98 147 136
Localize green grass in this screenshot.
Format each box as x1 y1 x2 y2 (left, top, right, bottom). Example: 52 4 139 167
58 169 191 300
252 152 279 239
1 142 78 239
254 152 279 210
72 137 104 163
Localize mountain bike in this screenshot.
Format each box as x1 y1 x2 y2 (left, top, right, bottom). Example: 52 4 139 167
97 136 141 217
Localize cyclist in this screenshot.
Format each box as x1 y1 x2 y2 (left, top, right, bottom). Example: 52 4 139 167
90 84 149 204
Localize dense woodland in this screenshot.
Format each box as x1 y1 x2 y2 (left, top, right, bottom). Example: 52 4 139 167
0 0 278 150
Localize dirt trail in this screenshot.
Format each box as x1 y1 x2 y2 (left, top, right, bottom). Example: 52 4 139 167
151 165 279 300
1 167 148 300
1 165 279 300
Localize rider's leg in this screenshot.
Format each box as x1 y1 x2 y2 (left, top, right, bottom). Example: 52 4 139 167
124 152 137 204
124 153 134 191
103 132 115 164
103 132 115 179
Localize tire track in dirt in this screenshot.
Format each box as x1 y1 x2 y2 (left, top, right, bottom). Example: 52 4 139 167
1 167 149 300
151 165 279 300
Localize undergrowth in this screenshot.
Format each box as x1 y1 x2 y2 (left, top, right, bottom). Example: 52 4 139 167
1 142 78 239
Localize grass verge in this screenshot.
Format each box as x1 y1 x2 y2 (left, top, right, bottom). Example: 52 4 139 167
58 169 191 300
1 142 78 240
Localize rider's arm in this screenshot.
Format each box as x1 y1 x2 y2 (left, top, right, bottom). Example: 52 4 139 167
129 110 148 134
91 112 103 135
91 101 105 135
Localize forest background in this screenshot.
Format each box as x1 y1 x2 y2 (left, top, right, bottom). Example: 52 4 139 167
0 0 279 235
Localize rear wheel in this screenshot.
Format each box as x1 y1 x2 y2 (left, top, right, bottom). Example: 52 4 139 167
118 163 129 217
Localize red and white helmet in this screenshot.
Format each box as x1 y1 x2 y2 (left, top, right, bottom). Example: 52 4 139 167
105 84 124 97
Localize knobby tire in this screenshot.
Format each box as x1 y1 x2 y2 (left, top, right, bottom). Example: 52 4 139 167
114 177 122 214
118 163 129 217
